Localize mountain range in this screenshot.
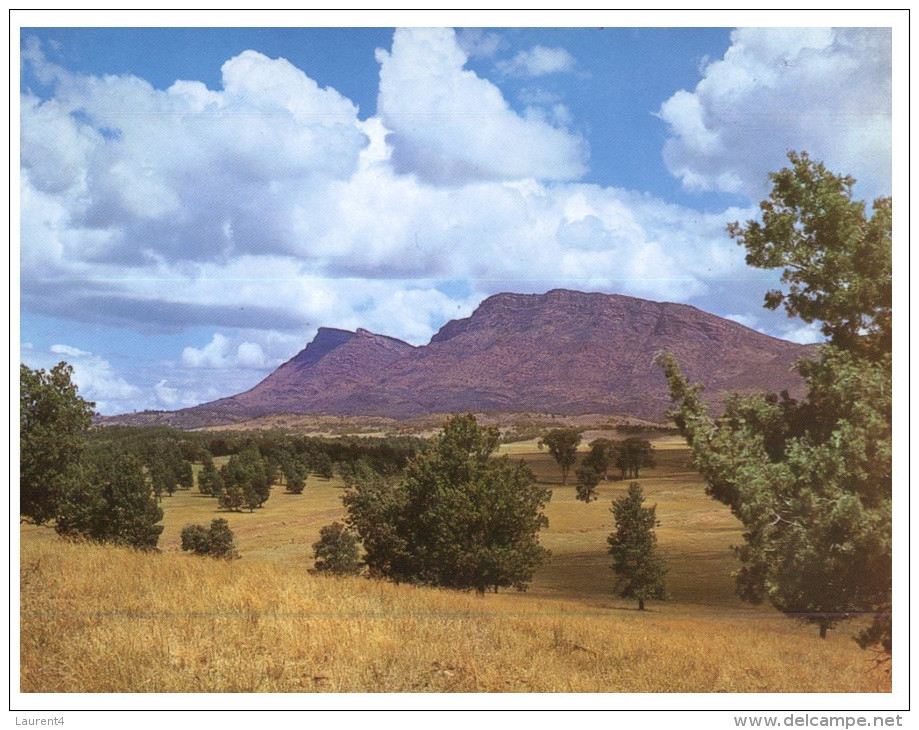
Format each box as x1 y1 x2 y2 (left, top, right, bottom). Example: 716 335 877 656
106 289 815 428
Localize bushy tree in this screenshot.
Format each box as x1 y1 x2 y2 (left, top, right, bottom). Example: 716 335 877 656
538 428 582 485
337 458 378 487
180 523 210 554
206 518 239 559
20 362 95 523
198 454 222 496
344 414 552 593
219 448 270 512
574 463 601 503
312 522 362 575
660 152 891 651
283 459 308 494
615 438 654 479
587 438 617 481
574 440 618 502
727 151 891 359
181 518 238 559
608 483 666 610
178 460 194 491
55 447 163 551
313 451 335 480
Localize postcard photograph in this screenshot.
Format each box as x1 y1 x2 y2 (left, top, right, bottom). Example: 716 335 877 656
14 9 904 717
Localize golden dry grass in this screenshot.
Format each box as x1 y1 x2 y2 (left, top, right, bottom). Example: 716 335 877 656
19 441 891 693
20 538 888 693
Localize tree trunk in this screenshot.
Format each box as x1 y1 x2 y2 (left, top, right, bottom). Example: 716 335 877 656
819 622 828 639
638 597 645 611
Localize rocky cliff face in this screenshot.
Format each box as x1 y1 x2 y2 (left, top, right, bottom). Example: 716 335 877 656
107 290 815 427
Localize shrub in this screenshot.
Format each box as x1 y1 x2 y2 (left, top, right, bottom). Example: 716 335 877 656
312 522 362 575
180 518 239 559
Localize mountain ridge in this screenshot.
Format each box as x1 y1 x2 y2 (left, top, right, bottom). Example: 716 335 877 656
102 290 816 428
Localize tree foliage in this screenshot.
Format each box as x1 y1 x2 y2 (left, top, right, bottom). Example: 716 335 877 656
181 518 239 559
343 414 551 593
218 447 270 512
587 438 617 481
283 459 308 494
197 454 222 496
574 462 601 503
608 483 666 610
55 447 163 550
615 437 655 479
727 151 891 359
20 362 95 523
660 152 891 650
313 452 335 480
147 446 193 498
538 428 582 485
312 522 362 575
573 442 606 503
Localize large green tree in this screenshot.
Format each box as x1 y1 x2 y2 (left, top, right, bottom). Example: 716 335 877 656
344 414 552 593
55 447 164 550
660 152 891 650
727 151 891 359
20 362 95 523
608 483 667 610
538 428 582 485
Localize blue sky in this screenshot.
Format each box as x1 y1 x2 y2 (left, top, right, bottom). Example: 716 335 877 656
18 16 895 415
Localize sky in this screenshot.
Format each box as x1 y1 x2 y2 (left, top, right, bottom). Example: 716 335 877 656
16 14 896 415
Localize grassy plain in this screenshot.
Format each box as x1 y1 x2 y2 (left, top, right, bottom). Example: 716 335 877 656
19 438 889 693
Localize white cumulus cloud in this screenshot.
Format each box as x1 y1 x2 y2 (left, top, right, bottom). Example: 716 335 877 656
154 379 181 407
181 333 268 369
659 27 891 200
375 28 587 184
20 42 368 271
23 344 141 414
21 27 888 415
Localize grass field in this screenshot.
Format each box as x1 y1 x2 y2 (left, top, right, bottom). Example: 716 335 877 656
19 439 890 693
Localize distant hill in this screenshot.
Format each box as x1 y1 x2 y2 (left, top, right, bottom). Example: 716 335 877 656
103 289 816 428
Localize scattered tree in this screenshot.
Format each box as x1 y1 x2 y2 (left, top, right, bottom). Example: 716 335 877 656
181 518 239 559
20 362 95 523
219 448 270 511
660 152 891 651
538 428 582 485
607 483 666 610
574 462 601 503
178 460 194 491
206 518 239 559
313 452 335 480
573 440 618 502
344 414 552 593
615 437 655 479
198 454 222 496
283 459 308 494
587 438 617 481
312 522 362 575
